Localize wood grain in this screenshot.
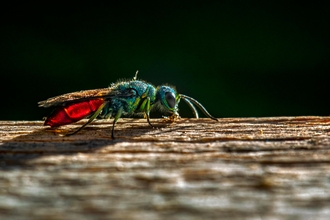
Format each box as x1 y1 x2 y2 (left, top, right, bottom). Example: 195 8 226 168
1 117 330 219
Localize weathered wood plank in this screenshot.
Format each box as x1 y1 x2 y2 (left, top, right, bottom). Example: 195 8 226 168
1 117 330 219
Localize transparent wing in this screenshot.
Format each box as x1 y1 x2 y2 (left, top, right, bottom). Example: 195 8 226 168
38 88 114 108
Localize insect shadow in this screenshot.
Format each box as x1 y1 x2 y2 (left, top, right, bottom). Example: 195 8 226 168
0 119 195 170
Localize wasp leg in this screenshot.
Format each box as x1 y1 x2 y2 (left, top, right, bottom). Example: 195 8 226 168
145 97 153 127
103 110 112 119
97 102 111 119
137 86 155 128
111 106 123 139
139 97 154 127
65 102 107 136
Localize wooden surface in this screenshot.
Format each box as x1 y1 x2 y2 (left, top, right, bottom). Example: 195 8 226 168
1 116 330 219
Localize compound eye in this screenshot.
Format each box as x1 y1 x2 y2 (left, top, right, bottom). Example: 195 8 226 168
165 92 176 109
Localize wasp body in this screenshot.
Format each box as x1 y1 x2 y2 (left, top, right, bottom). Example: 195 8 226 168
39 73 217 138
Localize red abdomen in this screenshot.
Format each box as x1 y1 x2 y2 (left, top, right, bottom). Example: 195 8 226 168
44 99 104 127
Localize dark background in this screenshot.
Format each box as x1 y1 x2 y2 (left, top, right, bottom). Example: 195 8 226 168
1 2 329 120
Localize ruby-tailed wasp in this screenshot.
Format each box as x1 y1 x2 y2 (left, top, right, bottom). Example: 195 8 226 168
39 72 218 138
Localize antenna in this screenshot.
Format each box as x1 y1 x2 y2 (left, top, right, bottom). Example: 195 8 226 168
133 70 139 80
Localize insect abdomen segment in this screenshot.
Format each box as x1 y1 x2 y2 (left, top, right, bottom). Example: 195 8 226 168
44 99 104 127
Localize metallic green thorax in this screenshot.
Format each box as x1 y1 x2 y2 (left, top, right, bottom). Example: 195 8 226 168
62 74 217 138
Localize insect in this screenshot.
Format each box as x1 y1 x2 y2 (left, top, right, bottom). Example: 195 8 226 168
38 72 218 138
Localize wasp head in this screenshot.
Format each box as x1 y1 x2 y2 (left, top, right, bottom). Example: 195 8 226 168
155 85 218 121
155 86 180 114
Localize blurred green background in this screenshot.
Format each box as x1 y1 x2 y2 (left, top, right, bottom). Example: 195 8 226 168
1 2 329 120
